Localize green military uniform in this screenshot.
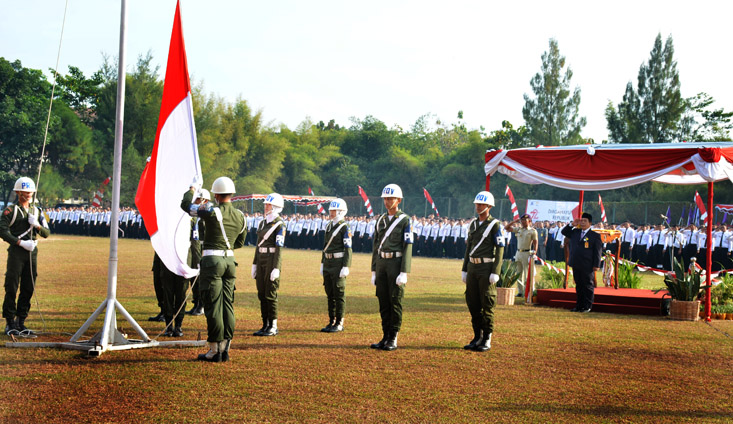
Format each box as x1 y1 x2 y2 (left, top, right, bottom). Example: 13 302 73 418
511 226 538 295
462 215 504 349
371 210 413 348
1 204 51 329
253 215 285 334
321 219 352 330
180 189 245 343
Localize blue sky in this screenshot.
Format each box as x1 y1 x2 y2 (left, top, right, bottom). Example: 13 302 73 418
1 0 731 142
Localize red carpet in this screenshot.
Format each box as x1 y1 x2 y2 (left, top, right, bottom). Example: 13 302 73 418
536 287 667 315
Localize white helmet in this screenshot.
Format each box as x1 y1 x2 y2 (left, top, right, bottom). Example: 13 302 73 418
381 184 403 199
328 198 348 212
473 191 495 206
264 193 284 208
211 177 236 194
14 177 36 193
199 189 211 201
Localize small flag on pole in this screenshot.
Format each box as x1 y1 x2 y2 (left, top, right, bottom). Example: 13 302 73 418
505 185 519 220
423 188 440 217
358 186 374 217
308 187 325 214
694 191 708 222
92 176 111 207
598 194 608 224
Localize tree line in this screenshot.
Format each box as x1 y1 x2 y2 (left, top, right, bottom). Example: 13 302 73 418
1 33 731 212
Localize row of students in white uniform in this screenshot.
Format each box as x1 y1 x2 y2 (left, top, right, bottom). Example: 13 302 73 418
42 207 148 239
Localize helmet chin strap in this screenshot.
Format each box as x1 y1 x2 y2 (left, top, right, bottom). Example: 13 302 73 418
477 206 489 216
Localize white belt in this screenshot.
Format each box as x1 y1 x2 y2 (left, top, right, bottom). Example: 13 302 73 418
379 251 402 259
469 257 495 264
202 249 234 257
258 247 277 254
324 252 345 259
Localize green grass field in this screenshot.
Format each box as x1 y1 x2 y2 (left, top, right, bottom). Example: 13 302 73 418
1 235 732 423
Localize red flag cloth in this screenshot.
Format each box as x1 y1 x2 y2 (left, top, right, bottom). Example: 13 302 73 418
358 186 374 217
134 0 201 278
598 194 607 223
695 191 708 221
91 176 111 207
571 204 581 220
422 188 440 217
308 187 326 214
505 185 520 220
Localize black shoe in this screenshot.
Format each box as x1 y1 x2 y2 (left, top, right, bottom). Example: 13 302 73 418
330 319 344 333
197 352 222 362
220 340 231 362
262 325 278 336
570 307 579 312
14 318 35 335
381 331 398 351
191 305 204 316
148 312 165 322
464 326 482 350
321 318 335 332
172 327 183 337
472 332 492 352
253 320 268 336
579 308 592 313
370 331 388 349
5 318 18 336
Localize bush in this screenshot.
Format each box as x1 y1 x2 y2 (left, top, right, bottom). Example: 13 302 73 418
538 261 570 289
710 275 733 306
617 260 643 289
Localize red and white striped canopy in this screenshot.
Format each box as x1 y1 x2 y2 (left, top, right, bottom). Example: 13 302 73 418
715 204 733 213
484 143 733 190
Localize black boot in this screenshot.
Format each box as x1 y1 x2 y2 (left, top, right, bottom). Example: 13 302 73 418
321 317 335 332
163 317 174 337
220 340 231 362
382 331 398 351
253 319 268 336
15 318 34 335
148 311 165 322
4 318 18 335
472 331 492 352
330 317 344 333
197 342 221 362
370 329 388 349
464 325 482 350
262 319 278 336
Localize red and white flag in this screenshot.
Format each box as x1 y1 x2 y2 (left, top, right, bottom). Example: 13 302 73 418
135 0 201 279
423 188 440 217
694 191 708 221
308 187 326 214
598 194 608 223
91 176 111 207
505 185 519 220
358 186 374 217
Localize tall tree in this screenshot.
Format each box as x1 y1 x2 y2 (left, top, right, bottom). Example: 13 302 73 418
677 92 733 142
606 34 684 143
522 38 586 146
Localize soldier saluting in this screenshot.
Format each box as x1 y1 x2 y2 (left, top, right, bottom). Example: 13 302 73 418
319 198 352 333
370 184 413 351
461 191 504 352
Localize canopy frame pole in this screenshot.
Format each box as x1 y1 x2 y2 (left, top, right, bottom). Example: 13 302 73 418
705 182 713 321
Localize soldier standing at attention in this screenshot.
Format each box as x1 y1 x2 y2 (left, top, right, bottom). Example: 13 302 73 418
461 191 504 352
370 184 413 351
505 214 538 297
319 199 352 333
1 177 51 335
252 193 286 337
181 177 246 362
187 189 210 316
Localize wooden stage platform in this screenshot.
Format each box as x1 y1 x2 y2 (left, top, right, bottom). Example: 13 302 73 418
536 287 667 316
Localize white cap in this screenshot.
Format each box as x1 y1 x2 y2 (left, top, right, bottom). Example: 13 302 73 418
14 177 36 193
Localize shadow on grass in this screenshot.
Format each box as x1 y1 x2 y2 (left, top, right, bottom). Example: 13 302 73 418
486 402 730 421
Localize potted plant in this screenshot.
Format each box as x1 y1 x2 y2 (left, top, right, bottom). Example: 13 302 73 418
711 305 724 320
496 260 522 305
655 258 702 321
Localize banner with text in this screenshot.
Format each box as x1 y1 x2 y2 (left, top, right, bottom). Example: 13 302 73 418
525 199 579 222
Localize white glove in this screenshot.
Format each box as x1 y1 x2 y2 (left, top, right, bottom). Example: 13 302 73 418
461 271 467 283
529 250 536 256
251 264 257 279
28 214 41 229
190 175 203 192
396 272 408 286
371 271 376 286
19 240 37 252
319 264 323 276
270 268 280 281
339 267 349 278
489 273 499 284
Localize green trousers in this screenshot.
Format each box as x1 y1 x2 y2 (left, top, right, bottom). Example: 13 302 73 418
375 257 404 333
255 255 279 321
3 246 38 320
465 266 497 333
323 259 346 319
200 255 236 342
